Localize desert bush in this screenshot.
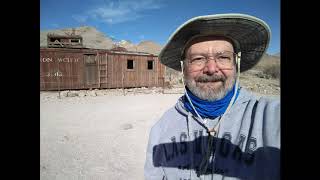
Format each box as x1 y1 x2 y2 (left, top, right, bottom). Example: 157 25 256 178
263 64 280 79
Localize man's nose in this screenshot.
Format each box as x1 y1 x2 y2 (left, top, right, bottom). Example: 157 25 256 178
203 58 219 74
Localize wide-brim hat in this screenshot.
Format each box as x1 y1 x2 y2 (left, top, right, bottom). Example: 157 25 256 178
159 13 271 72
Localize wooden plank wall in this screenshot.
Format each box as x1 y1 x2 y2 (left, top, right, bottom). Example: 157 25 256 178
40 48 100 90
40 49 85 90
107 54 164 88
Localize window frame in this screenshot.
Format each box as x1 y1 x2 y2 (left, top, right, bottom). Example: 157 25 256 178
127 59 135 70
147 60 154 70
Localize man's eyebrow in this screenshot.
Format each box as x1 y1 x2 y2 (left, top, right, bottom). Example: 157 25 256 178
187 51 234 56
187 53 207 56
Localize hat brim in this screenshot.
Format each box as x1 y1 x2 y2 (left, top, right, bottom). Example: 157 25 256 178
159 13 271 72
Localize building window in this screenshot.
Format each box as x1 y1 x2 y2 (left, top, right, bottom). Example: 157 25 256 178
127 60 134 69
50 38 61 43
147 60 154 70
71 39 80 43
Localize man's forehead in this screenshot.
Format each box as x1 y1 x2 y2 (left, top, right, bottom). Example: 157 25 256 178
188 36 233 49
188 35 234 44
184 35 235 55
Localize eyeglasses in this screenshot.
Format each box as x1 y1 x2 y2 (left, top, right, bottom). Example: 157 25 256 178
185 51 236 70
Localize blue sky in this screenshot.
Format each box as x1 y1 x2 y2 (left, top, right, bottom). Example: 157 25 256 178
40 0 280 55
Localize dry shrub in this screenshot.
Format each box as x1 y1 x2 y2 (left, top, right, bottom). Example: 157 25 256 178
251 54 280 79
263 64 280 79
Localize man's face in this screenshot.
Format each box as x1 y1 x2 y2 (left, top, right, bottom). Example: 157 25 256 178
184 36 237 101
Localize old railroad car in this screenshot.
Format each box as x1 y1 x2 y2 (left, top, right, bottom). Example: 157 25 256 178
40 47 165 91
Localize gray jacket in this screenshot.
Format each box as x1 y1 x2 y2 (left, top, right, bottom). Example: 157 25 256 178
144 88 280 180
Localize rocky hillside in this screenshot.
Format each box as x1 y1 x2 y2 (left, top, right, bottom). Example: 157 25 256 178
40 26 162 55
40 26 114 49
136 41 162 55
274 52 280 57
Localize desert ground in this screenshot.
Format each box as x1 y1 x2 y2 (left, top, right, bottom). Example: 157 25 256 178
40 83 279 180
40 89 182 180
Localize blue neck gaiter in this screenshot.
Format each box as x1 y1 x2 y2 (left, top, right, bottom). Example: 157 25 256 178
183 84 240 119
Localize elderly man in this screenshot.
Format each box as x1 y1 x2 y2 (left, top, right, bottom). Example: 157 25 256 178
144 14 280 180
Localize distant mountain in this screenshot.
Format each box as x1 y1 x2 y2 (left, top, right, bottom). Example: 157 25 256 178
136 41 162 55
117 40 138 52
273 52 280 57
40 26 114 49
118 40 132 46
252 53 280 71
40 26 163 55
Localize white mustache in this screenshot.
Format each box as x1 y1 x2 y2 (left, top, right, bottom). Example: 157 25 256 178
196 75 226 83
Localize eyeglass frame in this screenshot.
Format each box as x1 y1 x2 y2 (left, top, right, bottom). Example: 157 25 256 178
183 51 238 69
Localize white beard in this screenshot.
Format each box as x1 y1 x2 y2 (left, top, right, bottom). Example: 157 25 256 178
184 70 236 101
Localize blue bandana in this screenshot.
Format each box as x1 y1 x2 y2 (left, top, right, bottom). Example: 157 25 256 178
183 84 240 119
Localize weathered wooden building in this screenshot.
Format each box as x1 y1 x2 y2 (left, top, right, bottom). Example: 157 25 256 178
40 44 165 91
47 33 83 49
